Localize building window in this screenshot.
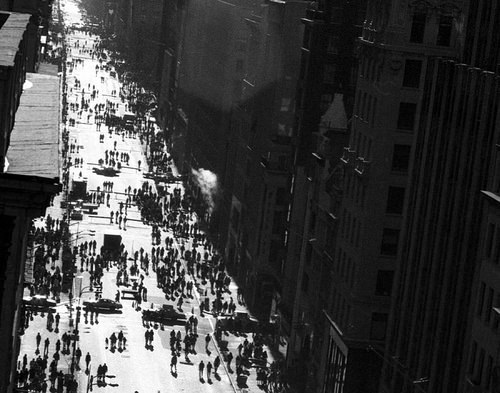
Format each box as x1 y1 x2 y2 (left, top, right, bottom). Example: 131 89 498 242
323 64 337 84
375 270 394 296
380 228 400 256
437 15 452 46
410 12 426 43
386 186 405 215
402 59 422 88
236 59 243 71
392 144 411 172
370 313 388 341
397 102 417 130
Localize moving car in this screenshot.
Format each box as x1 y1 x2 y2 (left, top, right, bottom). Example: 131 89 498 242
83 298 123 311
142 304 186 325
23 295 57 310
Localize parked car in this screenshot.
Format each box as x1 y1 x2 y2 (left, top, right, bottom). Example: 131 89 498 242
83 298 123 311
142 304 186 325
23 295 57 310
216 311 270 333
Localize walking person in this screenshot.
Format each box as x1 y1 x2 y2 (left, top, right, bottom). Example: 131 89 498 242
170 353 177 373
85 352 91 373
214 355 220 375
44 337 50 357
205 333 211 353
75 347 82 369
206 361 212 381
36 332 41 351
198 360 205 380
226 351 233 372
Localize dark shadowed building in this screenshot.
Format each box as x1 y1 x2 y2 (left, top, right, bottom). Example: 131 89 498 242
0 11 61 393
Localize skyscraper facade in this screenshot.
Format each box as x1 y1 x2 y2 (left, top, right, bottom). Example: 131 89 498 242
321 0 465 391
381 1 500 393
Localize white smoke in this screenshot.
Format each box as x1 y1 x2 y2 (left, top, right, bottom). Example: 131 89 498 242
191 168 218 213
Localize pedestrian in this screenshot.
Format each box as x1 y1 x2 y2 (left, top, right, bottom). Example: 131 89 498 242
205 333 211 353
170 353 177 373
226 351 233 371
55 313 60 330
206 361 212 380
214 355 220 374
97 364 103 382
102 363 108 380
198 360 205 380
36 332 41 350
75 347 82 369
110 333 117 349
85 352 91 372
44 337 50 356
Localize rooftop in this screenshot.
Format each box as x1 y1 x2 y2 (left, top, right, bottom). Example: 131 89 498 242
6 70 60 181
0 11 31 68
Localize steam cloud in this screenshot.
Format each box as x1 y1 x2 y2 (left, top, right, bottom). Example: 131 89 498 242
191 168 218 213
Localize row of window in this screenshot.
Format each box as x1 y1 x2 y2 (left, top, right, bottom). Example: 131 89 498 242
360 57 423 89
329 291 388 341
410 12 453 47
340 212 400 257
355 94 417 131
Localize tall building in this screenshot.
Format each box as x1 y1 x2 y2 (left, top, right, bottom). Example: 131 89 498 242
156 0 187 167
175 0 261 236
0 11 61 392
293 0 465 391
279 0 365 391
223 0 307 318
380 1 500 392
461 4 500 393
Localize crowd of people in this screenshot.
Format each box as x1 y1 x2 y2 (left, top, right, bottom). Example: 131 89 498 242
17 11 288 392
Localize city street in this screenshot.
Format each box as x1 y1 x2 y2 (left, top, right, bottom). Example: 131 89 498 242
16 0 279 392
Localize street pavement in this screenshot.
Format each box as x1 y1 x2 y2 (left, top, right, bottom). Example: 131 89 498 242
18 1 280 392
